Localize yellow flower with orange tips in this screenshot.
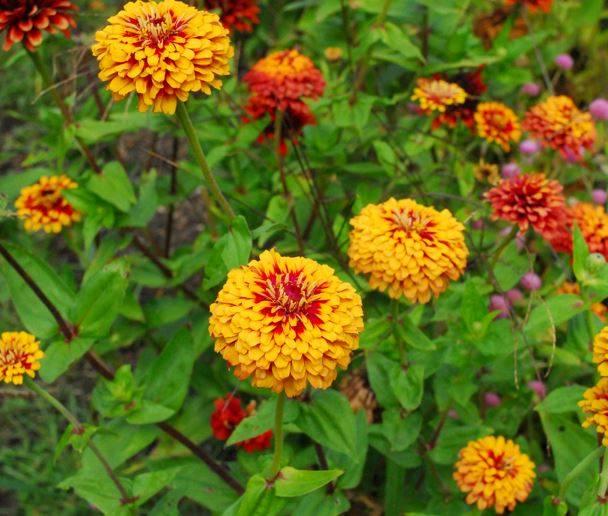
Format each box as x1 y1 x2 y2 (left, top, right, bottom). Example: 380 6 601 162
209 249 364 398
91 0 233 115
0 332 44 385
579 379 608 446
15 175 80 234
348 198 468 304
454 436 536 514
592 327 608 376
411 78 467 113
474 101 521 151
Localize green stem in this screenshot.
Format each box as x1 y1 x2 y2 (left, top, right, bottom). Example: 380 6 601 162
489 225 519 273
270 392 286 477
385 458 405 515
175 102 236 221
378 0 393 25
559 447 603 500
598 447 608 498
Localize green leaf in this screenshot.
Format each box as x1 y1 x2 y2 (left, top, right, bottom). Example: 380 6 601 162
132 467 182 506
120 169 158 228
380 23 424 62
39 338 94 383
225 475 286 516
536 386 587 415
274 467 343 498
395 315 435 351
222 215 252 271
366 351 400 407
389 364 425 411
87 161 136 212
525 295 585 338
374 410 422 452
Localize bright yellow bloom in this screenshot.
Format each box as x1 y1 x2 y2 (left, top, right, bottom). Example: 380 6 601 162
92 0 233 114
411 78 467 112
475 101 521 151
209 249 364 397
454 436 536 514
593 327 608 375
580 379 608 445
0 332 44 385
348 198 468 303
15 175 80 233
474 160 500 185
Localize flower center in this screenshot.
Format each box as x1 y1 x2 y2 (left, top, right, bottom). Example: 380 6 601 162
265 273 316 315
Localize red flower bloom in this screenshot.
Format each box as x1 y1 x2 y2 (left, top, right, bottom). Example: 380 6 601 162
210 394 272 453
204 0 260 33
504 0 553 13
0 0 77 51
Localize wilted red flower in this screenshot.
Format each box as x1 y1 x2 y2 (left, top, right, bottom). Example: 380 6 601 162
243 49 325 153
475 102 521 151
0 0 77 51
522 96 596 162
485 173 569 240
204 0 259 33
210 394 272 452
505 0 553 13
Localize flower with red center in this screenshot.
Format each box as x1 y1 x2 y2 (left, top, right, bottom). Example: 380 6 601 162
0 0 77 51
0 331 44 385
454 435 536 514
210 394 272 452
348 198 469 303
505 0 553 13
411 78 467 113
475 101 521 151
203 0 259 33
485 173 568 241
522 96 596 161
91 0 233 114
15 174 80 233
580 379 608 445
209 250 363 397
243 49 325 152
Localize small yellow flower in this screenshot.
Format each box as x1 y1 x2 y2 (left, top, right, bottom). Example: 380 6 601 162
15 175 80 233
411 78 467 113
0 332 44 385
454 435 536 514
209 249 364 397
475 101 521 151
593 327 608 375
92 0 233 114
474 160 500 185
324 47 343 62
580 379 608 445
348 198 468 303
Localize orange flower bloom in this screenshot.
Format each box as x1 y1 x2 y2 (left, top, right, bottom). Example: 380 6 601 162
505 0 553 13
15 175 80 233
454 436 536 514
474 160 500 185
580 379 608 445
485 173 568 239
475 102 521 151
0 0 77 51
592 327 608 376
411 78 467 113
570 202 608 259
204 0 259 33
92 0 233 114
522 96 596 161
0 332 44 385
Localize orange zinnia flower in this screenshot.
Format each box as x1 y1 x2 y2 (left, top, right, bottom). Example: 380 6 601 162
0 332 44 385
580 379 608 446
204 0 259 33
475 101 521 151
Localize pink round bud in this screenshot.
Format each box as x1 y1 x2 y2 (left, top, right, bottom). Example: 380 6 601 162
555 53 574 70
521 82 541 96
506 288 524 304
471 219 484 230
590 98 608 121
528 380 547 400
489 294 511 319
447 409 459 420
520 272 542 291
502 162 521 179
592 189 607 205
484 392 502 407
520 139 540 155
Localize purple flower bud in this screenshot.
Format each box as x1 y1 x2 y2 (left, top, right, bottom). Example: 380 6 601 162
520 272 542 291
590 98 608 121
447 409 459 420
528 380 547 400
506 288 524 304
489 294 511 319
592 189 607 205
520 139 540 155
555 53 574 70
471 219 484 230
521 82 541 96
502 162 521 179
484 392 502 407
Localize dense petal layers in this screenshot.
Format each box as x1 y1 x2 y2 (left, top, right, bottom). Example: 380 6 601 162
454 436 536 514
204 0 259 33
15 174 80 233
92 0 233 114
580 379 608 446
593 327 608 376
209 250 363 397
348 198 468 303
0 331 44 385
411 78 467 113
475 101 521 151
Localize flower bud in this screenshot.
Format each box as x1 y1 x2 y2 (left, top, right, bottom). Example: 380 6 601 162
528 380 546 400
554 53 574 70
590 98 608 121
520 272 541 291
520 139 540 155
592 189 607 205
484 392 502 407
501 162 521 179
521 83 541 96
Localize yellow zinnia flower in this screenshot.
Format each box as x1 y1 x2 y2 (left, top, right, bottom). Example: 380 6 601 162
91 0 233 114
580 379 608 445
411 78 467 113
209 249 364 397
593 327 608 376
0 332 44 385
474 101 521 151
348 198 468 303
454 435 536 514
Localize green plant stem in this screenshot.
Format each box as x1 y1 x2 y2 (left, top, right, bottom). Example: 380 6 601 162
598 447 608 498
558 447 603 501
26 48 102 174
270 392 286 477
385 458 405 516
489 225 519 275
175 102 236 220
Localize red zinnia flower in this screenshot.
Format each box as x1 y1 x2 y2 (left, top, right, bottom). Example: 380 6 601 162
210 394 272 452
0 0 77 51
504 0 553 13
204 0 260 33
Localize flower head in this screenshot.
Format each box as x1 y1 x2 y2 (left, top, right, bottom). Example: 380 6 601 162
590 99 608 121
521 83 541 96
593 189 607 205
505 0 553 13
522 96 596 161
204 0 259 33
474 160 500 185
348 198 468 303
0 0 77 51
593 327 608 376
475 102 521 151
15 175 80 233
520 271 541 291
580 379 608 445
485 173 568 239
210 394 272 452
554 53 574 70
411 78 467 113
502 162 521 179
324 46 343 61
0 332 44 385
209 250 363 397
570 202 608 259
454 435 536 514
92 0 233 114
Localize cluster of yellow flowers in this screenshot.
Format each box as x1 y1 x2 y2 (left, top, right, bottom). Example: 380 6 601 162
579 327 608 444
